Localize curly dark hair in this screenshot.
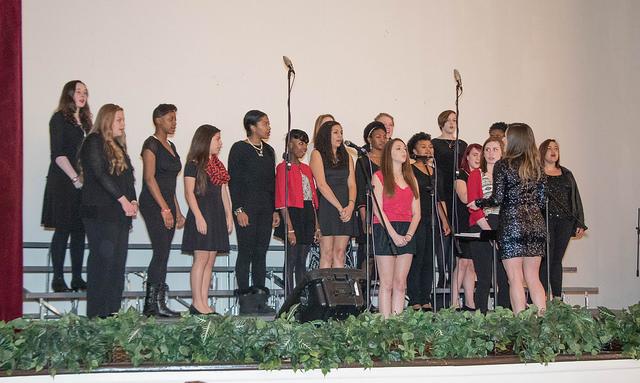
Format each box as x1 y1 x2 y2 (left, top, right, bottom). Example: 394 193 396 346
406 132 432 159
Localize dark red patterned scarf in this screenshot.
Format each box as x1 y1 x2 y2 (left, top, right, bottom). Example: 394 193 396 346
205 155 230 185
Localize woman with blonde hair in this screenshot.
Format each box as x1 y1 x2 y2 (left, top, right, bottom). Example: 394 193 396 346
468 123 547 314
371 139 421 318
79 104 137 318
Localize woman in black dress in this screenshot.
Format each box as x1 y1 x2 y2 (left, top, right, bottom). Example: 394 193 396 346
182 125 233 315
310 120 357 268
228 110 280 305
468 123 547 314
41 80 92 292
406 133 450 311
538 139 587 298
139 104 185 317
355 121 388 268
79 104 137 318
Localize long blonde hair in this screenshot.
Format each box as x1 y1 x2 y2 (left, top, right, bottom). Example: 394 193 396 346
380 138 418 198
503 123 542 182
91 104 128 175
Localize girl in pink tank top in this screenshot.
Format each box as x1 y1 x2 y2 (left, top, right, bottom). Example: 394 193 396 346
371 139 421 318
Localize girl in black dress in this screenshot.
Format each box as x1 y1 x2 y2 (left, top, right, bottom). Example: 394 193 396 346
41 80 92 292
468 123 547 314
182 125 233 315
139 104 185 317
451 144 481 310
538 139 587 298
406 133 451 311
310 120 357 268
79 104 137 318
228 110 280 303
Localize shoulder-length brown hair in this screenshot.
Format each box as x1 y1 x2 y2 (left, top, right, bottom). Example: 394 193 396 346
186 124 221 195
503 123 542 181
56 80 93 132
91 104 127 175
380 138 418 199
480 136 504 173
539 139 560 168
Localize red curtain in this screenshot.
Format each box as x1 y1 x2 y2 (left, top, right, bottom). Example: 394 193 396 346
0 0 23 321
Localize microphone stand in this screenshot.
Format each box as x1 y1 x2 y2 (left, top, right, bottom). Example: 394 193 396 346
282 66 295 299
446 79 463 308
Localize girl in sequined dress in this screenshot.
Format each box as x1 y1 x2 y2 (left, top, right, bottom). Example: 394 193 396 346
468 123 547 314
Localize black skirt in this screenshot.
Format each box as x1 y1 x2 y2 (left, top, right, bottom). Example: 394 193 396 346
373 221 416 256
274 201 316 245
41 165 83 231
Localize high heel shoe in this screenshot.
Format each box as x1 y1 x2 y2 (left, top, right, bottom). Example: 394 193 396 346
51 278 71 292
70 278 87 291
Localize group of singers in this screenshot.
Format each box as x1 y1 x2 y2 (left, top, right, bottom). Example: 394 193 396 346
41 80 587 319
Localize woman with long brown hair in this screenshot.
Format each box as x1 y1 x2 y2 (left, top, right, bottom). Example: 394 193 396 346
79 104 137 318
371 139 421 318
310 120 357 268
468 123 547 314
41 80 92 292
181 125 233 315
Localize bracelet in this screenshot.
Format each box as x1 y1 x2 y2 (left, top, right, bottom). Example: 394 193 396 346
161 208 171 213
71 176 80 183
287 230 295 234
234 207 245 216
348 199 355 204
406 233 414 238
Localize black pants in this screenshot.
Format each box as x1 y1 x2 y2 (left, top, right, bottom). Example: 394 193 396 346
407 221 436 305
235 209 273 290
284 243 309 297
84 218 129 318
470 215 510 313
540 216 574 297
140 204 176 286
50 228 85 280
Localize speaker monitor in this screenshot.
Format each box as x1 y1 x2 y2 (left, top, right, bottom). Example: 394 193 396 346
278 268 366 322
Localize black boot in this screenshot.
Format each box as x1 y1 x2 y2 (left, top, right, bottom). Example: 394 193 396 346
51 277 71 292
253 286 276 315
157 283 180 317
143 284 158 316
70 277 87 291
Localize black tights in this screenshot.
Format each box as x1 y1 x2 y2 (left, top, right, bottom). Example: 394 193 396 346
141 207 176 286
50 228 85 280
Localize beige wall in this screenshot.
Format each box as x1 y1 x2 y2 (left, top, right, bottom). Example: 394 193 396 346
22 0 640 308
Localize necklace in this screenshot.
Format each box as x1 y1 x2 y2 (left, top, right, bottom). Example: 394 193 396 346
247 139 264 157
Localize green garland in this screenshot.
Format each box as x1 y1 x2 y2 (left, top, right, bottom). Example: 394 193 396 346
1 300 639 376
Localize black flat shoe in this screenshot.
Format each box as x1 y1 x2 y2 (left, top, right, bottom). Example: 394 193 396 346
70 278 87 291
189 305 205 315
51 278 71 292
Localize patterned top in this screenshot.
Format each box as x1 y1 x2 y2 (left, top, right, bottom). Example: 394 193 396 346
302 174 313 201
481 173 500 216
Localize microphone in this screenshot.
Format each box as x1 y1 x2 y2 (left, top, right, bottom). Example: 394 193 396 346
283 56 295 73
344 140 368 155
453 69 462 90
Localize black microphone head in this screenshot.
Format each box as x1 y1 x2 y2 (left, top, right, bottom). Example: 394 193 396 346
344 140 354 147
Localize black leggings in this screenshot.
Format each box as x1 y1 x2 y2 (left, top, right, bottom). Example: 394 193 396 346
284 243 309 297
540 216 574 297
140 205 176 286
235 209 273 290
470 214 510 313
50 228 85 280
84 218 130 318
